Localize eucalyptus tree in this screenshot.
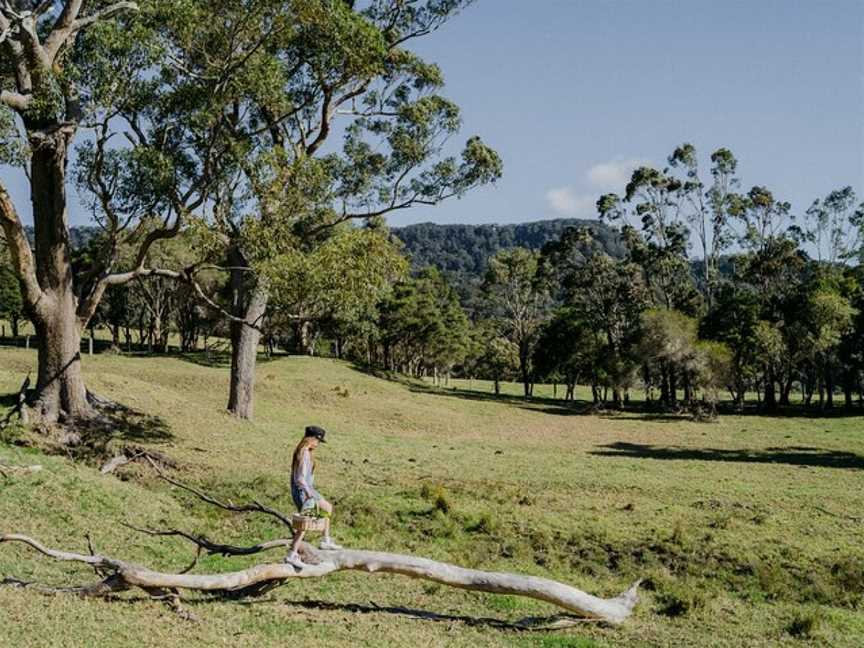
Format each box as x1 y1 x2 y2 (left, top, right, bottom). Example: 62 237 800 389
730 185 802 408
667 144 738 306
800 186 863 265
598 164 699 314
541 227 646 408
482 247 551 398
0 0 181 422
77 0 501 419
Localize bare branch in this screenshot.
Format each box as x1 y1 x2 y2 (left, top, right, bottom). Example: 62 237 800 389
144 456 292 527
123 523 291 558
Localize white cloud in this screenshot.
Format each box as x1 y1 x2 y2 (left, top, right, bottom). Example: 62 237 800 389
545 156 650 218
585 157 650 191
544 186 595 217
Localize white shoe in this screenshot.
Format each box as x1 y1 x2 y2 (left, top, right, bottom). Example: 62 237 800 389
319 538 343 551
283 552 305 568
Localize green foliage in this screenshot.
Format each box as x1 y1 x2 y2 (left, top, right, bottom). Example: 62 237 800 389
532 307 600 394
0 261 23 336
377 267 471 375
482 248 552 394
0 106 26 167
264 225 409 326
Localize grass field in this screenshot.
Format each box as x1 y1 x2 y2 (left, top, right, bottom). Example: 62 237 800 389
1 347 862 647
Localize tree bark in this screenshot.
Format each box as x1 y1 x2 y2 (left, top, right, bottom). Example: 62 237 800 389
31 293 90 421
26 132 92 421
227 255 268 420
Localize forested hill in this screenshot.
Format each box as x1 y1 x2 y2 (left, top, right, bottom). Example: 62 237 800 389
391 218 623 275
58 219 624 278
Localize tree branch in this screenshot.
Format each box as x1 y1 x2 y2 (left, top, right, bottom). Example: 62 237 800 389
43 1 138 63
144 456 291 526
0 181 45 311
0 533 641 625
0 89 31 111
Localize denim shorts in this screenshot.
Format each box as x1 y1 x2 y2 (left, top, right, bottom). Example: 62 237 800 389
292 483 322 512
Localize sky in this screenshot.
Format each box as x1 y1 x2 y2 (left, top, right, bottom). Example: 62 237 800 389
2 0 863 229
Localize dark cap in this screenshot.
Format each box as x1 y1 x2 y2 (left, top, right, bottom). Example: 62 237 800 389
305 425 327 443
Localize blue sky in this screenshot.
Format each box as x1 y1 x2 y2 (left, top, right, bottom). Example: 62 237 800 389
3 0 863 229
397 0 864 226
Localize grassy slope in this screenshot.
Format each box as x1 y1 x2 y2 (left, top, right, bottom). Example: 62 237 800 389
1 348 862 647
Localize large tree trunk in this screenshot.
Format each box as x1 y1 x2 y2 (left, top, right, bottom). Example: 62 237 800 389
227 255 268 420
31 293 90 421
28 132 92 422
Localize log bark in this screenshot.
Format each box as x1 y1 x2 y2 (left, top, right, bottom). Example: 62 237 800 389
0 533 640 625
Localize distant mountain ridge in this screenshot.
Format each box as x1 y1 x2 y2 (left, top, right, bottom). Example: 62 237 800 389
391 218 623 276
23 226 99 250
51 218 623 280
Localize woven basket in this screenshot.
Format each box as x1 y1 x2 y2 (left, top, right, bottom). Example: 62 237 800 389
291 513 328 533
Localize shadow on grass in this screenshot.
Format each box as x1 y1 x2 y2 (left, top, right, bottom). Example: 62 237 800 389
1 391 175 462
173 349 289 370
590 441 864 470
277 598 598 632
372 374 864 421
0 392 18 411
0 583 597 634
59 399 176 464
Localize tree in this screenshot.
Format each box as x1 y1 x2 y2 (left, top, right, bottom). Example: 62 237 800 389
0 1 500 424
700 283 760 408
0 266 23 338
732 186 803 409
800 187 863 265
838 266 864 408
472 331 518 396
801 286 857 409
120 0 500 419
482 248 551 398
638 309 698 407
0 1 154 422
598 162 700 314
0 247 24 337
532 307 599 401
264 225 408 358
667 144 738 306
542 228 646 408
377 267 471 379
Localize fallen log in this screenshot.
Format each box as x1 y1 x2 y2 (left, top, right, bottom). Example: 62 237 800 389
0 533 640 625
1 463 640 624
